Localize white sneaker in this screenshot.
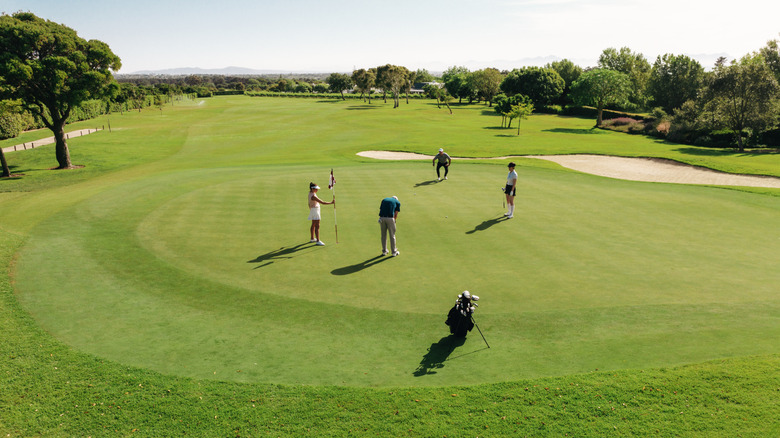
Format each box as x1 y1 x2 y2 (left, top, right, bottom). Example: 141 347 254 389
310 239 317 242
506 215 513 219
316 241 325 246
444 176 448 180
392 250 400 257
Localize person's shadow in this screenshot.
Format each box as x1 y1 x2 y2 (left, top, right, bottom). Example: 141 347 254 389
465 216 509 234
414 179 439 187
248 242 314 268
413 335 466 376
331 255 391 275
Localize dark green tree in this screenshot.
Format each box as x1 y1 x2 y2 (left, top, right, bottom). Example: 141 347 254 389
325 73 353 100
500 67 564 106
469 68 502 106
648 54 704 113
0 12 121 169
352 68 376 103
545 59 582 107
570 68 632 126
704 54 780 151
598 47 651 109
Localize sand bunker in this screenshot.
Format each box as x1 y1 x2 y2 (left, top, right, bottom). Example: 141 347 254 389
356 151 780 188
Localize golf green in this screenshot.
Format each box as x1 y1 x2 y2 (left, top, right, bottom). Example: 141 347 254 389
11 97 780 387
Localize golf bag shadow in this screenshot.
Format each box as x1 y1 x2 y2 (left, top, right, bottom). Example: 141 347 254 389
445 301 474 338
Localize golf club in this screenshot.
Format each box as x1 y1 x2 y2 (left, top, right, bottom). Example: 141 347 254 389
471 316 490 348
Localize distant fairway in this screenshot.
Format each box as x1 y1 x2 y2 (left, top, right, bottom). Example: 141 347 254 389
11 96 780 387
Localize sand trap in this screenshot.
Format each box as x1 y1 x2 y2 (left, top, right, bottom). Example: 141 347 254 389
356 151 780 188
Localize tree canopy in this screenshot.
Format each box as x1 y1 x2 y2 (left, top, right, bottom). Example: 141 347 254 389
500 67 564 106
325 73 353 100
648 54 704 113
704 54 780 151
571 68 632 126
0 12 121 169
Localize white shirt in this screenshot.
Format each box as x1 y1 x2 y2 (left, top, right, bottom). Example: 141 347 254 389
507 169 518 186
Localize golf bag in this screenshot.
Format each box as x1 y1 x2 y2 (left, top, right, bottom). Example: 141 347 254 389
445 291 479 337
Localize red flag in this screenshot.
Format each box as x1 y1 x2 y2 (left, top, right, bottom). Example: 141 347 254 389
328 169 336 189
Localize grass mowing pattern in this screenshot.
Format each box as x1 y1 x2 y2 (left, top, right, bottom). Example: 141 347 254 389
2 96 779 435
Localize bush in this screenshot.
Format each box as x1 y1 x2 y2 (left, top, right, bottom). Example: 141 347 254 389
0 111 23 140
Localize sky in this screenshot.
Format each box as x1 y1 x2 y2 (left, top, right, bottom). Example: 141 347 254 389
3 0 779 74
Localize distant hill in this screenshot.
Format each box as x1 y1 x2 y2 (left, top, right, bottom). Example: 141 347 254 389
124 66 338 76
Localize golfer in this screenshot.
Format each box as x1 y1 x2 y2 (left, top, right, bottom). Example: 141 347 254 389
308 182 334 245
432 148 451 181
378 195 401 256
504 162 518 218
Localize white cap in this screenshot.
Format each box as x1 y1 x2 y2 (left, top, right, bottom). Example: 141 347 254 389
439 148 444 152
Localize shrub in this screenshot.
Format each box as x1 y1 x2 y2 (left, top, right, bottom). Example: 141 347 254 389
0 111 23 140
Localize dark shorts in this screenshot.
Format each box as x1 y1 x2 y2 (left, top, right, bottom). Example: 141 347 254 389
504 184 516 196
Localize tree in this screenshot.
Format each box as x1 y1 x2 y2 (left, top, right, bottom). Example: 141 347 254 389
493 94 533 128
352 68 376 103
469 68 502 106
570 69 632 126
758 36 780 84
648 54 704 113
598 47 651 109
375 64 409 108
413 68 434 84
500 67 564 106
704 54 780 151
0 12 121 169
325 73 353 100
441 66 472 103
546 59 582 107
509 100 534 135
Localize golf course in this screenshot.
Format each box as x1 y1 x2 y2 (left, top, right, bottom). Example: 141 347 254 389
1 95 778 436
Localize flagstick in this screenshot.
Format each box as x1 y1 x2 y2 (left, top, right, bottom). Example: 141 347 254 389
331 169 338 243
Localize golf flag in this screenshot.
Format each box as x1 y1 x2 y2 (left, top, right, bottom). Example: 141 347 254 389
330 169 338 243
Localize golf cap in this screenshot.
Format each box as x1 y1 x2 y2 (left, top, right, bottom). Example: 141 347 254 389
392 195 398 200
310 183 320 189
439 148 444 152
508 162 516 168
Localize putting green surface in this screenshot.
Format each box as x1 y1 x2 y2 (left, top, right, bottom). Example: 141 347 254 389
11 97 780 387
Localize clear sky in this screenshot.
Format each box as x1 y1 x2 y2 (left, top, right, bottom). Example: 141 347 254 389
4 0 779 74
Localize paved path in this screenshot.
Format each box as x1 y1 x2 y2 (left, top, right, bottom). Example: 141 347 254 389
357 150 780 188
2 129 101 154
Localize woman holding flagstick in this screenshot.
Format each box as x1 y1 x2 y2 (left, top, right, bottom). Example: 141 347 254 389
308 182 334 245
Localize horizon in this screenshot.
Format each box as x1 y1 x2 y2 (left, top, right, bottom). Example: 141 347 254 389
4 0 779 74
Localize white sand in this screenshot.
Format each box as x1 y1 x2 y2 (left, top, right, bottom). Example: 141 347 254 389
356 151 780 188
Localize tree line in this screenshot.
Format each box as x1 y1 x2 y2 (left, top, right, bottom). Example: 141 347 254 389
2 11 779 178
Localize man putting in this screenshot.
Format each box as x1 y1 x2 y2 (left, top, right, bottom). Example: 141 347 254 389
378 195 400 256
504 162 517 218
432 148 451 181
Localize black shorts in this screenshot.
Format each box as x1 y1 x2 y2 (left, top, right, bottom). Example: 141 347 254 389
504 184 516 196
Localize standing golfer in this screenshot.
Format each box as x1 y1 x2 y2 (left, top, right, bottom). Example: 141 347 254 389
432 148 451 181
308 182 334 245
378 195 401 256
504 162 518 218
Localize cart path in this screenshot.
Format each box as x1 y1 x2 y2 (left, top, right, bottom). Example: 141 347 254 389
356 151 780 188
2 128 101 154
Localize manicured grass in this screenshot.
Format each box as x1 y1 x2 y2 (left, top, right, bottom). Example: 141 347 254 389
1 96 778 436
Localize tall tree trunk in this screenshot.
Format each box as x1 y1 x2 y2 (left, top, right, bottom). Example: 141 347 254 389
596 101 604 126
0 148 10 177
53 121 73 169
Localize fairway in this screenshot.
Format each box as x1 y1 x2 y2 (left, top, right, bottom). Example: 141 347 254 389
10 97 780 388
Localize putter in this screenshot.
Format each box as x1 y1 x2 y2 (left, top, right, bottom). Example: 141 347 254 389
471 316 490 348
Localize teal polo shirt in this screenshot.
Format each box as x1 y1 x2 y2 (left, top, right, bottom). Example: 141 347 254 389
379 197 400 218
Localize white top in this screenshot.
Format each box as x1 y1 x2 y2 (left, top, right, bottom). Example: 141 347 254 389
507 169 518 186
